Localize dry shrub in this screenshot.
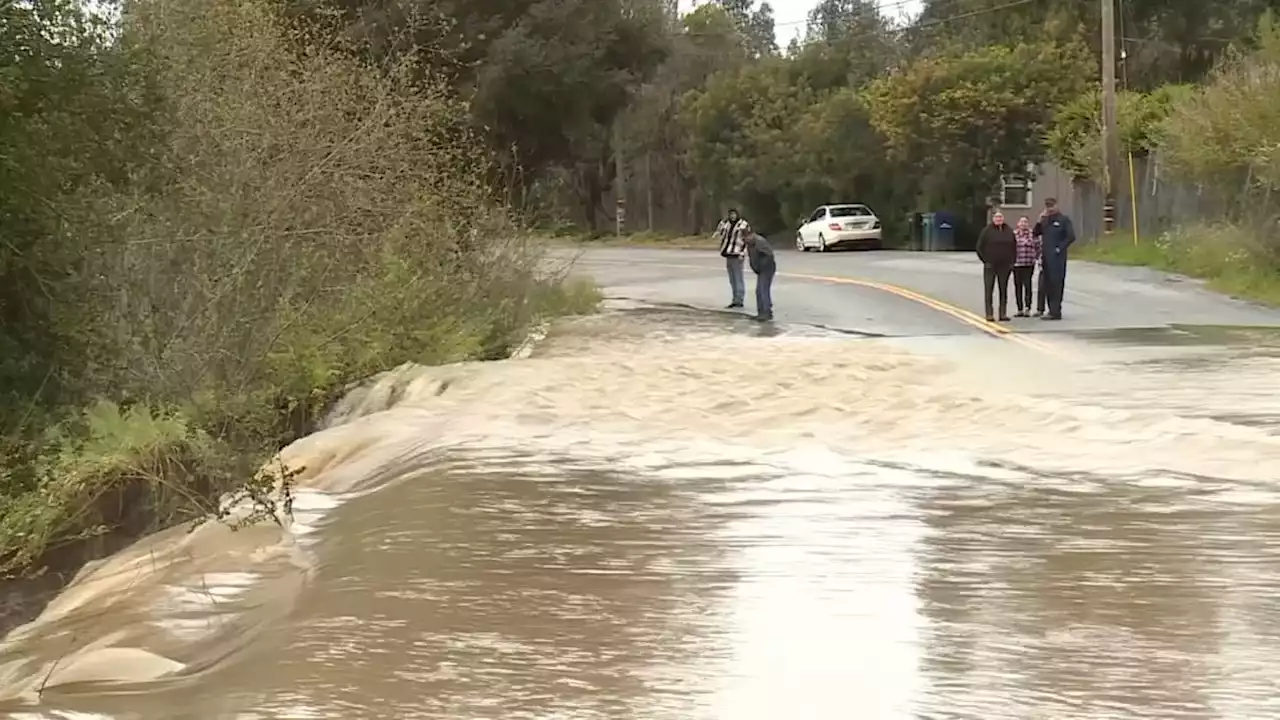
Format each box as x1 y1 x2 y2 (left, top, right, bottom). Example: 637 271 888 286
1 0 601 578
1161 12 1280 228
100 0 552 426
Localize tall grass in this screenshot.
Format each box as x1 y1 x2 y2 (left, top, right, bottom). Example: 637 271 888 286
1077 224 1280 306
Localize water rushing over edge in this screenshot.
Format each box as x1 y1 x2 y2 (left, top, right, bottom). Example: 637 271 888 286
3 306 1280 718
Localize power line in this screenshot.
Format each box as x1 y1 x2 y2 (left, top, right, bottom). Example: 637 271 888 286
683 0 975 33
680 0 1045 39
912 0 1041 30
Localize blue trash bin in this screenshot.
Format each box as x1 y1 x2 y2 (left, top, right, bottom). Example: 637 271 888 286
933 211 957 251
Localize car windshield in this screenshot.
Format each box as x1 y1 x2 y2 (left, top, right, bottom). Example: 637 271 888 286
828 205 872 218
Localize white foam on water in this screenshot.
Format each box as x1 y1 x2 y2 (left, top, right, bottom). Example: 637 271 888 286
3 309 1278 715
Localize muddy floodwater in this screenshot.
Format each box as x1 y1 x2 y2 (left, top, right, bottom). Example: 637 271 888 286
3 305 1280 719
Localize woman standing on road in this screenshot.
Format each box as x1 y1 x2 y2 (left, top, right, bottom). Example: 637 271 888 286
1012 216 1040 317
975 211 1016 322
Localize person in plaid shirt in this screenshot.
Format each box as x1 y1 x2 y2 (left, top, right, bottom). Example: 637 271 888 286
1012 216 1041 317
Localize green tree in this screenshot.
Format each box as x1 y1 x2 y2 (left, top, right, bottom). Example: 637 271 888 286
865 41 1093 208
594 2 774 235
1046 85 1194 178
1120 0 1280 86
912 0 1280 87
781 88 912 236
679 58 815 230
713 0 778 57
789 0 899 92
0 0 157 434
287 0 670 209
912 0 1096 55
1160 12 1280 198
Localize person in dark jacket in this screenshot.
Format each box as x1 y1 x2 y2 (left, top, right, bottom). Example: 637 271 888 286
1031 209 1049 316
744 232 775 321
975 211 1016 322
1033 197 1076 320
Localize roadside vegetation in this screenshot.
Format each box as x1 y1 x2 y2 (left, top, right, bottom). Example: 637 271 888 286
0 0 600 583
1055 13 1280 306
553 230 715 249
1076 227 1280 306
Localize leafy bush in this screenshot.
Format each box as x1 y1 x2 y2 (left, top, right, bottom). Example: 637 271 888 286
0 0 600 579
0 402 236 576
0 0 158 435
1046 85 1194 179
1160 13 1280 201
865 41 1093 208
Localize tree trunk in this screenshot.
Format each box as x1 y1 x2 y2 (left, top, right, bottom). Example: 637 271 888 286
582 165 600 233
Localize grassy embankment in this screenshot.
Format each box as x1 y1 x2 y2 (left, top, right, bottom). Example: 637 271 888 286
0 0 599 609
548 229 716 249
1076 224 1280 306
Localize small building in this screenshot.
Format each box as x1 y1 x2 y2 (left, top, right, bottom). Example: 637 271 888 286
987 160 1079 221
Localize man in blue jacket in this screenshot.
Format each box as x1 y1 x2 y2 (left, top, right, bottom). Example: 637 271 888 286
1033 197 1076 321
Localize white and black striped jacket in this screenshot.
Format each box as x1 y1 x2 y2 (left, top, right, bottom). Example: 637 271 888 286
716 218 749 257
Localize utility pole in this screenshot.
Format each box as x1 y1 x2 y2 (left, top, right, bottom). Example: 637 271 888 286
1100 0 1119 235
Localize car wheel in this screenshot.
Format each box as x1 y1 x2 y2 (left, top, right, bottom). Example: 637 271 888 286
796 234 807 251
817 234 827 252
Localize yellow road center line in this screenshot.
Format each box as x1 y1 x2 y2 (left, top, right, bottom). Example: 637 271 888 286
784 272 1067 357
581 258 1068 357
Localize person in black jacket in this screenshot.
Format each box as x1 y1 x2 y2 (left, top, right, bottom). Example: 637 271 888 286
975 211 1016 322
744 232 775 321
1032 210 1049 317
1032 197 1076 320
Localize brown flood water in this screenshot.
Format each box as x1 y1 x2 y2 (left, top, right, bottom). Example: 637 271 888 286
3 306 1280 719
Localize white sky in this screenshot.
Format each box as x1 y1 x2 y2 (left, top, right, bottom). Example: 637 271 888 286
679 0 924 47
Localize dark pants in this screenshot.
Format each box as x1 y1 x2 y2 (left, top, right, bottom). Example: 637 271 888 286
754 262 775 318
1042 253 1068 318
1013 265 1034 311
983 263 1012 319
1035 266 1047 313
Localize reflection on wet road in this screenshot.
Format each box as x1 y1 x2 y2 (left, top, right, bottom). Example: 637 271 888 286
4 305 1280 719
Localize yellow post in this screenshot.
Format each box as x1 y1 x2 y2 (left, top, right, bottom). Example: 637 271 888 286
1127 151 1139 245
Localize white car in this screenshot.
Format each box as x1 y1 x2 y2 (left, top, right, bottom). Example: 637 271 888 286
795 204 882 252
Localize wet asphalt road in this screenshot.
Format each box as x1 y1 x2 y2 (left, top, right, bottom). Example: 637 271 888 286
568 246 1280 344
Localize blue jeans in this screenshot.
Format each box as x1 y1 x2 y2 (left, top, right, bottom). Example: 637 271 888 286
725 255 745 305
755 264 775 318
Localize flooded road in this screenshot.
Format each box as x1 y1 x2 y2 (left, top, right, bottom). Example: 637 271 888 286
4 250 1280 719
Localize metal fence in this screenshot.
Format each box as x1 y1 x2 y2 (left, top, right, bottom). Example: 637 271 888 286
1069 153 1249 241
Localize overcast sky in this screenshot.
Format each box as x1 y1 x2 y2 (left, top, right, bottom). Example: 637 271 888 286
678 0 924 47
